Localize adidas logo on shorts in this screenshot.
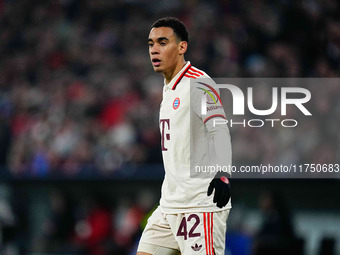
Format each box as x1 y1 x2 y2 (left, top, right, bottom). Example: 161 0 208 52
191 243 202 251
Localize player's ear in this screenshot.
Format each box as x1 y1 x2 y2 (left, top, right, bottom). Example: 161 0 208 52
178 41 187 55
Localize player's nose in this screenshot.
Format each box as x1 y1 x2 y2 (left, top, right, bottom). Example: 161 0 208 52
150 45 160 55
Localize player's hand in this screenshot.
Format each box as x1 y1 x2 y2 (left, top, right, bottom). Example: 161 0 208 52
207 176 231 208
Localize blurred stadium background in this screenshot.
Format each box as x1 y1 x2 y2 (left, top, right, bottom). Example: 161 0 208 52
0 0 340 254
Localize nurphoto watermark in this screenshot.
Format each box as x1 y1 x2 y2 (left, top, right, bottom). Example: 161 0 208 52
190 78 340 179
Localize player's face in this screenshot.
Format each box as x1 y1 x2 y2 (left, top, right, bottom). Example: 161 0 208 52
148 27 185 74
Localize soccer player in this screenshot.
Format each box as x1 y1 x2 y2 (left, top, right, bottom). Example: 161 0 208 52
137 17 232 255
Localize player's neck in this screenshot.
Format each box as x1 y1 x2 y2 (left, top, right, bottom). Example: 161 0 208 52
163 59 186 84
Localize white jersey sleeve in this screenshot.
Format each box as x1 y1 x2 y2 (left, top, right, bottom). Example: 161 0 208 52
191 79 232 176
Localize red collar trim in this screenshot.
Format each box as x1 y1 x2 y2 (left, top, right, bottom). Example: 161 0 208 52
171 64 192 90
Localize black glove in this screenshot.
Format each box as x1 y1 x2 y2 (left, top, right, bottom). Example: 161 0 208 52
207 176 231 208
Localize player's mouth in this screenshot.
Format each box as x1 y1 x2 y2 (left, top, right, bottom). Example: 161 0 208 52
152 58 161 67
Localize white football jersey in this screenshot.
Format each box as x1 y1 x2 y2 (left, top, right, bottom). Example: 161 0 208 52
159 61 232 214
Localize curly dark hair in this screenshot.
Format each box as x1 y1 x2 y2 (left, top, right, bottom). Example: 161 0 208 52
152 17 189 43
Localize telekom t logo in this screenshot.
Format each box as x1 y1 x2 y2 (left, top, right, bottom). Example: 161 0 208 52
160 119 170 151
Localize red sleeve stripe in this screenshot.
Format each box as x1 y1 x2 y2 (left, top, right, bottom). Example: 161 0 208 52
184 74 197 79
172 64 192 90
190 67 204 75
203 114 226 124
187 70 201 77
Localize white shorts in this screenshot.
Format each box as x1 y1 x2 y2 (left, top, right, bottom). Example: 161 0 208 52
137 206 230 255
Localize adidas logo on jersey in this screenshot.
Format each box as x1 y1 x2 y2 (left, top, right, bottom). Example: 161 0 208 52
191 243 202 251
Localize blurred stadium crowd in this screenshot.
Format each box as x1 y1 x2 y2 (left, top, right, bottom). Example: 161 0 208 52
0 183 158 254
0 0 339 177
0 0 340 254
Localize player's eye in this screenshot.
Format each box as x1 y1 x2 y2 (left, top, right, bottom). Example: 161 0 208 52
160 42 166 46
148 43 154 47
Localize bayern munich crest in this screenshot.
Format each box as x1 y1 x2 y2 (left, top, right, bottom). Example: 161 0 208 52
173 97 180 109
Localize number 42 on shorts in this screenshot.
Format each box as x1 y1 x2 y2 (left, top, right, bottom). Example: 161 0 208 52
176 214 201 240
